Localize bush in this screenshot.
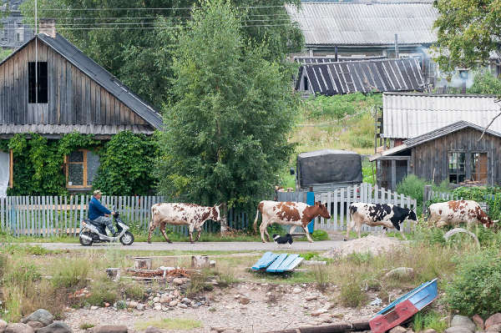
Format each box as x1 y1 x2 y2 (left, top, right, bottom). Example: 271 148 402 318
396 175 451 214
339 278 367 308
311 230 329 241
445 251 501 317
413 311 447 333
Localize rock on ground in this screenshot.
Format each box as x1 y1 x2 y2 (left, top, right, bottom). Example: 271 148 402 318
0 320 7 333
21 309 54 327
450 315 476 333
487 314 501 329
91 325 128 333
389 326 407 333
36 322 72 333
384 267 415 280
323 235 401 257
444 327 475 333
472 314 484 330
25 322 43 331
4 323 34 333
422 329 437 333
487 324 501 332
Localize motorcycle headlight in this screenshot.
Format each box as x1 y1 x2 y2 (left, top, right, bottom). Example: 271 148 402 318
82 222 87 227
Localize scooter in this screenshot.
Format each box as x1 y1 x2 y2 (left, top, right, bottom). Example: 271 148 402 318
79 208 134 246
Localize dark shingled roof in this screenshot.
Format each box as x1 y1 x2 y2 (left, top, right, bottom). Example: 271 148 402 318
0 33 163 131
296 57 424 95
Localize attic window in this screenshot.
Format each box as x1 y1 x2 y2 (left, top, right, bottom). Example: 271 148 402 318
303 76 309 91
28 62 48 103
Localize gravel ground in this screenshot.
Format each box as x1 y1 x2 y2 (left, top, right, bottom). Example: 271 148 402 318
64 283 378 333
29 240 345 252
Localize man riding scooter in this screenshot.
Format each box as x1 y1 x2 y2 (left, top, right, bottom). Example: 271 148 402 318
88 190 118 236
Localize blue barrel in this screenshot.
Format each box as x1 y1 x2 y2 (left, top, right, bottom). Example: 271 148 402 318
306 191 315 233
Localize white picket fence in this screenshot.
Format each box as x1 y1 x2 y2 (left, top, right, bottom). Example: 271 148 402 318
315 183 417 233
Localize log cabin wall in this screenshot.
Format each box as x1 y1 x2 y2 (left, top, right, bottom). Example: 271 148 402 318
410 128 501 186
0 38 148 127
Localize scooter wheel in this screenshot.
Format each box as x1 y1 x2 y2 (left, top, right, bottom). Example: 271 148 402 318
120 231 134 246
79 232 93 246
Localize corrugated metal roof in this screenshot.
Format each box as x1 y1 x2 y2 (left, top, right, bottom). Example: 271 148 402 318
370 121 501 161
297 57 424 95
295 56 387 63
37 34 163 130
0 124 154 136
382 93 501 139
285 2 438 46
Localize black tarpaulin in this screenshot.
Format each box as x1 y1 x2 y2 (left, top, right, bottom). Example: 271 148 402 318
297 149 362 187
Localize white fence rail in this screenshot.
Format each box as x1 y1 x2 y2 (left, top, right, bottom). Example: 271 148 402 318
315 183 417 233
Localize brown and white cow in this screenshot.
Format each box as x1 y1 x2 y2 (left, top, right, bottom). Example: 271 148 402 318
147 203 221 244
346 203 417 240
253 201 331 243
427 200 497 229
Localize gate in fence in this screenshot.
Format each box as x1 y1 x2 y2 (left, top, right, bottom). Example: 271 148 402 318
0 196 250 237
279 183 417 233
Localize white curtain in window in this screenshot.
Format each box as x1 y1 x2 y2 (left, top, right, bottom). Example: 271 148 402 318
0 151 9 198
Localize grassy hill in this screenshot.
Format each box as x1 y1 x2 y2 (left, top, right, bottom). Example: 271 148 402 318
279 92 382 188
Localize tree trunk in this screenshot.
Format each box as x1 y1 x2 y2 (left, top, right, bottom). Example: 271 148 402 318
220 202 228 235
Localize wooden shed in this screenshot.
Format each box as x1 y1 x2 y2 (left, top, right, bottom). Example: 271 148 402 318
370 121 501 190
0 20 162 194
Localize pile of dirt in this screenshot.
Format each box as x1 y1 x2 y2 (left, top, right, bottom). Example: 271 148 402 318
323 235 402 258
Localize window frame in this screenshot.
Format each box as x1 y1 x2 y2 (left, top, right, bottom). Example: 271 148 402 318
448 150 490 184
65 149 92 189
448 151 466 184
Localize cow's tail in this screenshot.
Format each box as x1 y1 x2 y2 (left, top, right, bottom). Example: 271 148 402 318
253 203 262 233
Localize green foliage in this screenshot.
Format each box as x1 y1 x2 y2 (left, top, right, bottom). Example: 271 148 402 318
93 131 159 195
468 71 501 95
311 229 329 241
157 0 299 208
339 277 367 308
446 251 501 317
305 93 381 121
433 0 501 75
22 0 302 110
3 132 156 195
396 175 451 214
413 311 448 333
362 161 376 185
0 49 12 62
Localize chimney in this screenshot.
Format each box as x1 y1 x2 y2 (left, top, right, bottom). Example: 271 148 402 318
39 19 56 38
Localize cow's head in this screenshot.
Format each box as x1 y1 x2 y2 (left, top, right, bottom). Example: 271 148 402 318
211 204 222 222
315 201 331 219
408 210 418 222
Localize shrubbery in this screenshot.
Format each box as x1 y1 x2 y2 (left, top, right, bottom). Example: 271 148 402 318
446 251 501 317
396 175 450 214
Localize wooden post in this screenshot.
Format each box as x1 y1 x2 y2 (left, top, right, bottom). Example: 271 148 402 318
134 257 152 270
423 185 432 216
391 160 396 191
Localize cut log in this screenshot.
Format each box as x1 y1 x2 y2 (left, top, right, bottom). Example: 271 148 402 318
191 255 210 268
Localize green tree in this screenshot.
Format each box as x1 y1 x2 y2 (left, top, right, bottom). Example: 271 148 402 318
0 49 11 62
467 71 501 95
433 0 500 73
21 0 302 109
157 0 299 208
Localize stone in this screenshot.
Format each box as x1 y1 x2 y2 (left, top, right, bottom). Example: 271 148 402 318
311 309 327 317
486 314 501 329
305 295 317 301
36 322 72 333
21 309 54 326
179 303 188 309
293 288 302 294
91 306 99 310
389 326 407 333
92 325 128 333
154 303 162 311
444 327 475 333
181 298 191 304
384 267 415 280
319 314 333 323
487 325 501 333
4 323 34 333
136 304 145 311
159 295 171 304
210 327 227 333
0 320 7 333
173 278 184 285
128 301 138 308
153 297 160 303
451 315 476 333
26 322 43 331
145 327 165 333
239 297 250 305
422 330 437 333
472 315 484 330
169 300 178 307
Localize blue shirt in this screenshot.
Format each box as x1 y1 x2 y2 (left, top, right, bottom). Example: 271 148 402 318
88 197 111 220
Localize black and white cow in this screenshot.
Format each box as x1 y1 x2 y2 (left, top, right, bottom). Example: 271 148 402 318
345 203 417 240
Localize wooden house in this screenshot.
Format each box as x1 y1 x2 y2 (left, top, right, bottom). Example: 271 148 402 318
370 121 501 190
0 20 162 195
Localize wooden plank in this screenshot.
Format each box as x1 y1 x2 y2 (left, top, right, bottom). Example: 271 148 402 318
333 189 338 231
266 254 289 273
85 75 91 124
340 187 345 231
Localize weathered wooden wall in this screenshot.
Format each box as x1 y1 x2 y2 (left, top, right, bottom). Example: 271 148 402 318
0 38 147 126
410 128 501 185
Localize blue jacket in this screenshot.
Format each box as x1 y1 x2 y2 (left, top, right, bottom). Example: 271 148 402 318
88 197 111 220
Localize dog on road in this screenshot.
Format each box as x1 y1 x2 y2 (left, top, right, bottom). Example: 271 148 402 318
273 233 293 247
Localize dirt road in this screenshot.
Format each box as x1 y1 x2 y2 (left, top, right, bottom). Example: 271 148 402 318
29 240 344 252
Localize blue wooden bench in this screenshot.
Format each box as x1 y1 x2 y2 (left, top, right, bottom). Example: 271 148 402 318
251 252 304 273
